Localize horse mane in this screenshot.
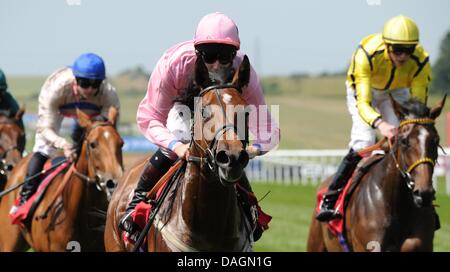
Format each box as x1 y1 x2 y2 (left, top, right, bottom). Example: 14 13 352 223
173 67 236 111
401 98 430 118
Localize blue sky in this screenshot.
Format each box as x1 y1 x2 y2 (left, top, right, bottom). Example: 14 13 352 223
1 0 449 76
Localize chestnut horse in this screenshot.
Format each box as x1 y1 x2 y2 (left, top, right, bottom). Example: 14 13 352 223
105 56 254 252
0 107 123 251
0 108 26 191
307 97 446 252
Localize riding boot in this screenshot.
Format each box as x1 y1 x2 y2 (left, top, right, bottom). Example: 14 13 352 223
118 148 175 236
316 149 362 222
18 152 48 206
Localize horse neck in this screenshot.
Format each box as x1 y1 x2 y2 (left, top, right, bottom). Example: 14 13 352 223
378 149 412 214
62 143 93 222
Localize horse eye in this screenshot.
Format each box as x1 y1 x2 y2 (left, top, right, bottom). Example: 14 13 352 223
89 141 98 149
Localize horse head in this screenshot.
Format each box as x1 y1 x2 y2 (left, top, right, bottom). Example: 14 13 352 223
392 95 446 208
76 107 124 200
191 55 251 186
0 107 26 176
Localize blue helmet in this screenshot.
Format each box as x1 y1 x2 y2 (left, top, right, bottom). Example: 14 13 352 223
70 53 106 80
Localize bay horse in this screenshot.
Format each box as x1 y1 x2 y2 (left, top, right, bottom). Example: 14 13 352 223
0 108 26 191
0 107 123 251
105 56 253 252
307 96 446 252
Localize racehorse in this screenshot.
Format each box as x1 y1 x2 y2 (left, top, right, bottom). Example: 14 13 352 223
307 96 446 252
105 56 254 252
0 108 26 191
0 107 123 251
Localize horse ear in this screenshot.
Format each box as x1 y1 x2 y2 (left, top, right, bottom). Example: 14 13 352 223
231 55 250 91
390 94 407 119
430 94 447 119
76 109 92 128
108 106 119 126
15 106 25 121
194 57 212 89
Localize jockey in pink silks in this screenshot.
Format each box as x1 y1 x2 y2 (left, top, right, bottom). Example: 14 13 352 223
119 12 280 243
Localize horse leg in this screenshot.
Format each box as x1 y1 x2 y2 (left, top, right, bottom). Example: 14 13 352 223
400 210 434 252
307 213 327 252
0 220 29 252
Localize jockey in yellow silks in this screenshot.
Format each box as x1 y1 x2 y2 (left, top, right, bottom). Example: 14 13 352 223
317 15 432 221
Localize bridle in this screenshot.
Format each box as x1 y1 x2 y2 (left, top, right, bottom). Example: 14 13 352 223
72 121 119 199
187 84 249 175
389 118 437 190
0 119 24 176
0 145 21 175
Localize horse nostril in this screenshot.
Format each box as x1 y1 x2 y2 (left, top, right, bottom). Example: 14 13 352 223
215 150 230 165
106 179 117 190
238 150 249 167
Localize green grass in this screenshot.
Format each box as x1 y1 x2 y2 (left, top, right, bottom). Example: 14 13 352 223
252 180 450 252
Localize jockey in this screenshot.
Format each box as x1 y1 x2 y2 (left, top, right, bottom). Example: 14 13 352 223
316 15 432 221
11 53 120 213
119 12 280 241
0 69 23 128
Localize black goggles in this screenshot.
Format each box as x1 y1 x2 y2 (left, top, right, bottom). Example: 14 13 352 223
76 77 103 89
196 44 237 65
390 45 416 56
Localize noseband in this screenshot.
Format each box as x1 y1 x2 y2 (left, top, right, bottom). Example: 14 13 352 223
390 118 436 190
188 84 249 174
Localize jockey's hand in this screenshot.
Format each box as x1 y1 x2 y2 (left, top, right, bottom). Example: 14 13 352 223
173 143 190 160
377 121 398 141
63 143 77 161
246 145 261 160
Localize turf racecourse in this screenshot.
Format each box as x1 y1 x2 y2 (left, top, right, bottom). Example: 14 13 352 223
251 180 450 252
124 153 450 252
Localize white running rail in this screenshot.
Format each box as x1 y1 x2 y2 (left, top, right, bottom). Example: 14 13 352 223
246 149 450 196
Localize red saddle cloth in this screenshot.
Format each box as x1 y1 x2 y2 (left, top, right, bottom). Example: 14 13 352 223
9 160 70 226
315 174 355 236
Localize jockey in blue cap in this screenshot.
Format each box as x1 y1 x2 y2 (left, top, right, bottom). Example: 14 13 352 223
11 53 120 213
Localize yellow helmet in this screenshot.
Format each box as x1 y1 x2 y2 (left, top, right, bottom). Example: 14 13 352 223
382 15 419 45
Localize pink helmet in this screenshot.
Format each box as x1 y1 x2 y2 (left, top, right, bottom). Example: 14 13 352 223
194 12 240 49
